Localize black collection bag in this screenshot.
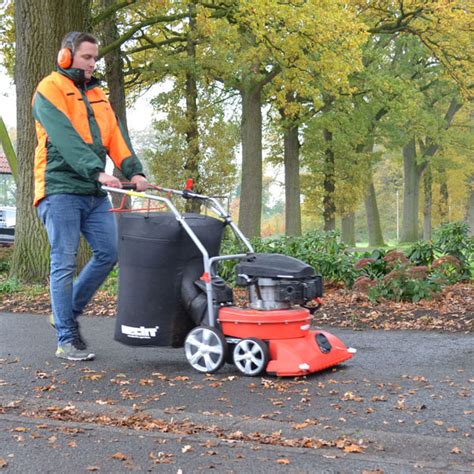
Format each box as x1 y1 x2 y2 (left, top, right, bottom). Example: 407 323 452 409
114 212 225 347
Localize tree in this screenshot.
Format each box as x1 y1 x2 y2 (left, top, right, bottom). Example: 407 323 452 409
356 1 473 242
98 2 239 202
11 0 92 282
466 177 474 235
200 0 367 237
283 117 302 236
400 98 463 242
145 82 239 197
99 0 130 208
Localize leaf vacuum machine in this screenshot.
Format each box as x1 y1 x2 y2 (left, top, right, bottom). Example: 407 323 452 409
103 183 355 377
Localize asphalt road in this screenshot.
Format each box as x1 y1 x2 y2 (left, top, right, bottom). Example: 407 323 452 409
0 312 472 473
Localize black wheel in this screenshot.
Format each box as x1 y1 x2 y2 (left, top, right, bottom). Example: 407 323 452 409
232 338 269 376
184 326 227 373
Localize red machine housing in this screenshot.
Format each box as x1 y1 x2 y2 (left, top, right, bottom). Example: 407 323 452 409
219 306 353 376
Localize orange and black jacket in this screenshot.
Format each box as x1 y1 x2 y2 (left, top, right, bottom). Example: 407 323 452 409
32 67 144 206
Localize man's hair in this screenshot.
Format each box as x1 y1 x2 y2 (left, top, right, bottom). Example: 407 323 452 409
61 32 98 53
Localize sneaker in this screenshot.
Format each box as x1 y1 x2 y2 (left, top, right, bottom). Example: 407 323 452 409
73 333 87 351
55 341 95 361
49 314 87 350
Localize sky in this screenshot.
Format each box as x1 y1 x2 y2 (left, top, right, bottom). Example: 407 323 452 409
0 69 16 129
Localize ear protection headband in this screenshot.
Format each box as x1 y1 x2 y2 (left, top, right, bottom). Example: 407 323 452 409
57 32 81 69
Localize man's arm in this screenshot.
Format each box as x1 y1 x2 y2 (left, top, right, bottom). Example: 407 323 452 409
106 112 147 188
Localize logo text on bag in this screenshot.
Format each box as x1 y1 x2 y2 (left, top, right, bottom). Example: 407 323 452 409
121 325 159 339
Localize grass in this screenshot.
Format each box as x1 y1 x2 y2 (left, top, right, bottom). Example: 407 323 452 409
0 246 118 296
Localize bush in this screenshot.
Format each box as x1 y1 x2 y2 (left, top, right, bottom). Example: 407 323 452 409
100 267 119 296
0 259 10 274
431 255 463 285
434 222 472 279
368 269 441 303
219 230 356 286
218 222 472 302
353 275 376 292
0 278 21 294
0 248 12 274
383 250 410 268
407 240 436 266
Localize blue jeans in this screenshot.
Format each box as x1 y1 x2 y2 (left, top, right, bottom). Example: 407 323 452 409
38 194 118 345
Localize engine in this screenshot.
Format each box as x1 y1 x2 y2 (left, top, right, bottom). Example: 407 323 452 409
235 253 323 310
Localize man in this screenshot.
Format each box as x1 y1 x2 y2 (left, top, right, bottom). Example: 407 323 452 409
33 32 148 361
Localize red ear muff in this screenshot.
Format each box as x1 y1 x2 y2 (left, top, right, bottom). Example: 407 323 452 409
57 48 73 68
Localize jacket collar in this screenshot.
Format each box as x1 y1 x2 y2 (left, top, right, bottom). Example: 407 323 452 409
57 66 100 90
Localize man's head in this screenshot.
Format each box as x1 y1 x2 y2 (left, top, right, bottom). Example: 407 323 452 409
58 32 99 80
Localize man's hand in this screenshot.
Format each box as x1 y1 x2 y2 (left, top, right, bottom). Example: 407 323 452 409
131 175 149 192
97 172 122 188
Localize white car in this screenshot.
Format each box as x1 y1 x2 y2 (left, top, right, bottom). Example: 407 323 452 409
0 207 15 243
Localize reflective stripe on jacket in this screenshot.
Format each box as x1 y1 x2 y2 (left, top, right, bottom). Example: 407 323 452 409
32 68 143 205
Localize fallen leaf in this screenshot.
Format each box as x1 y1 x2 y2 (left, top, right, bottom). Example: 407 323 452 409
277 458 290 464
86 467 99 471
395 400 406 410
433 420 444 426
149 452 174 464
82 374 103 381
451 447 461 454
344 444 365 453
371 395 388 402
181 445 193 454
341 391 364 402
139 379 154 386
35 371 50 379
95 400 111 405
111 452 127 461
0 459 8 469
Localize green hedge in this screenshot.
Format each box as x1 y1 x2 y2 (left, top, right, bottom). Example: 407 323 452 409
219 221 473 303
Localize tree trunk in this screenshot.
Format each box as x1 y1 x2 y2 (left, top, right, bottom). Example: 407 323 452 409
284 123 301 236
401 138 425 242
465 177 474 236
11 0 91 282
438 166 449 224
358 141 384 246
423 164 432 240
401 99 462 243
239 86 263 238
183 0 201 213
364 178 385 246
100 0 130 209
341 212 355 246
322 128 336 231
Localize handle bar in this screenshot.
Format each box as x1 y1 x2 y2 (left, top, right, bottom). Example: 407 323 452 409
120 182 137 191
102 184 254 253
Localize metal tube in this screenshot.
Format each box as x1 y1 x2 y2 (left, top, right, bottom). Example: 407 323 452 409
209 253 248 277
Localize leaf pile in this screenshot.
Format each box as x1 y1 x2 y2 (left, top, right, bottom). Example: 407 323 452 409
317 282 473 332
